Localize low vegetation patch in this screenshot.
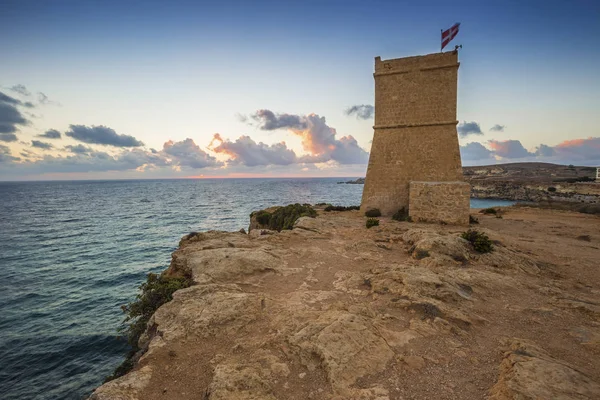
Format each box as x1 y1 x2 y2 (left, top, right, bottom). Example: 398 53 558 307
553 176 595 183
365 208 382 217
366 218 380 228
547 186 557 192
106 270 193 382
461 229 494 253
480 208 497 215
515 201 600 215
414 249 430 260
251 203 317 231
392 207 411 222
324 205 361 212
253 210 272 226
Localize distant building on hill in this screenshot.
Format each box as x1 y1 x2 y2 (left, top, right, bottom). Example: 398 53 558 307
596 167 600 182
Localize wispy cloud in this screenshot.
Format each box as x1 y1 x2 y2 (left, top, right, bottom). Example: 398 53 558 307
9 84 31 97
344 104 374 120
64 144 94 154
38 129 62 139
31 140 53 150
37 92 60 106
0 144 20 163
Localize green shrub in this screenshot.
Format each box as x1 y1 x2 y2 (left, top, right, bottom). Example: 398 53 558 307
252 204 317 232
547 186 557 192
461 229 494 253
254 210 272 225
106 271 193 381
392 207 410 221
365 208 382 217
480 208 497 215
270 203 316 231
315 202 330 206
324 205 360 212
469 215 479 224
366 218 380 228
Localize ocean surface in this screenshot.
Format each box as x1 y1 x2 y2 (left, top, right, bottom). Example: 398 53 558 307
0 178 515 399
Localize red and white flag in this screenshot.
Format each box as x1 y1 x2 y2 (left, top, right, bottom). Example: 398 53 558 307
441 23 460 50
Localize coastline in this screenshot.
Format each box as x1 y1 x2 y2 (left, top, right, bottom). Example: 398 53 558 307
90 204 600 399
338 178 600 204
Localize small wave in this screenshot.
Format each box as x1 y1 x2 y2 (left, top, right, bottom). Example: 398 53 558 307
60 218 85 223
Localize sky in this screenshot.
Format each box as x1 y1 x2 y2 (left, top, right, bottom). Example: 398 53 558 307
1 0 599 181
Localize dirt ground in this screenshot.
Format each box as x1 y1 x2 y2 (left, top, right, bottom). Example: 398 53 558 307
91 206 600 400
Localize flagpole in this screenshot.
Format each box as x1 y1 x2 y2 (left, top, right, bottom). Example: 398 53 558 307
440 29 443 52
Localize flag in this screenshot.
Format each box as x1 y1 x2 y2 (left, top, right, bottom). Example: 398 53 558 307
441 23 460 50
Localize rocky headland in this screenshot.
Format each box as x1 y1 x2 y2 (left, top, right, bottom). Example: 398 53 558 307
91 205 600 399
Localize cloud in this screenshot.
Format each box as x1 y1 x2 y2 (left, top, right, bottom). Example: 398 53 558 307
0 91 30 134
9 84 31 97
488 139 534 159
461 137 600 166
344 104 374 120
163 138 222 169
248 110 369 164
460 142 494 161
65 124 144 147
31 140 53 150
37 92 60 106
64 144 94 154
534 144 555 157
0 92 22 106
457 121 482 137
210 133 297 166
0 144 20 163
251 109 307 130
38 129 61 139
552 137 600 161
235 113 248 123
0 133 18 142
1 137 225 178
328 135 371 164
2 148 171 175
490 124 505 132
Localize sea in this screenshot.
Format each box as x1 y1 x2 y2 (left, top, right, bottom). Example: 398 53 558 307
0 178 515 400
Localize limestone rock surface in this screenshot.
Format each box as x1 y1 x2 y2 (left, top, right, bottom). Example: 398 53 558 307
90 206 600 400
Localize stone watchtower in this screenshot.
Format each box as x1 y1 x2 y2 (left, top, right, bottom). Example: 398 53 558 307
361 50 470 225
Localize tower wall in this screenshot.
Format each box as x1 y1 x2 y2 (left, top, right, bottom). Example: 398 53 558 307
361 51 465 216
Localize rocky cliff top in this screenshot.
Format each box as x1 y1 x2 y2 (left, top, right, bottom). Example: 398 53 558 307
91 206 600 400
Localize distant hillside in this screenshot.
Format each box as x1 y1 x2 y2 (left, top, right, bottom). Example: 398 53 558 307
463 162 596 183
